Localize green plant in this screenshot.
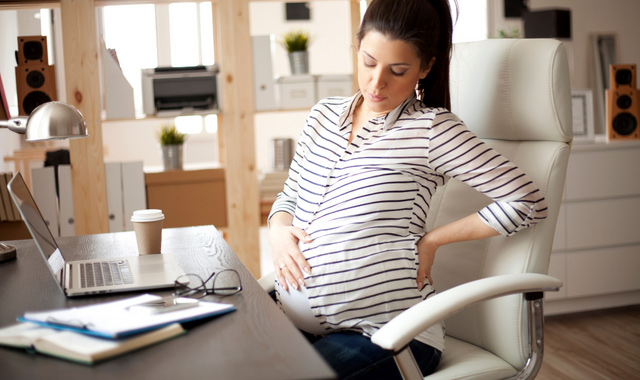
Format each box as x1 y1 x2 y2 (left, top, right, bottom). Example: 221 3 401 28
281 30 311 52
496 26 521 39
158 125 186 145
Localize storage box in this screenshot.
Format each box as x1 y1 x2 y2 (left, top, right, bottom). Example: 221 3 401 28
316 75 353 100
276 75 316 109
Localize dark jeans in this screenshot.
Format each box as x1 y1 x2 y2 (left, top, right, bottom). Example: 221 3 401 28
306 330 441 380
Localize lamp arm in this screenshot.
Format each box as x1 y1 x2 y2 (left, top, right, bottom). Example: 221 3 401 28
0 117 28 134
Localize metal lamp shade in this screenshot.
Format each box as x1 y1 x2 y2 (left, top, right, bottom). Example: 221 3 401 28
25 101 88 142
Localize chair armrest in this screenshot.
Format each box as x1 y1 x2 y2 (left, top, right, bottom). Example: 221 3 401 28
371 273 562 352
258 271 276 293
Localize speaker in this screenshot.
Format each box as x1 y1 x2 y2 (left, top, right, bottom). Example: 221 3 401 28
607 64 639 140
15 36 57 116
17 36 49 66
15 65 57 116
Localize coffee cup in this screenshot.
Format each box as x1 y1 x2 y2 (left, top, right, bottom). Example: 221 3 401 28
131 209 164 255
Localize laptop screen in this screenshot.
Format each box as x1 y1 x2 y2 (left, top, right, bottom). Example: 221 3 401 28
7 172 65 279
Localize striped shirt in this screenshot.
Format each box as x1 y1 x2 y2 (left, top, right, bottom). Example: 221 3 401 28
269 92 548 351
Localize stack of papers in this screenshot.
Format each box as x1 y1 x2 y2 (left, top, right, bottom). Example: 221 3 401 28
0 294 235 364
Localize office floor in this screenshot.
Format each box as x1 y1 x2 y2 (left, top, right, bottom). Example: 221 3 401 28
259 230 640 379
537 304 640 380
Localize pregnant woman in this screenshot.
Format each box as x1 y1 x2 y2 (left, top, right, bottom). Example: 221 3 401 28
268 0 548 378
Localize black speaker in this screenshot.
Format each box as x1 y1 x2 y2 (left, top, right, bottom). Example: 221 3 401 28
15 36 57 116
607 64 639 141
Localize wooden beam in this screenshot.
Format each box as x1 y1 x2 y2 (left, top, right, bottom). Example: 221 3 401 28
350 0 361 92
60 0 109 235
215 0 261 277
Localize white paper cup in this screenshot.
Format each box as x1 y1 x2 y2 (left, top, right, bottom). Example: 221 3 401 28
131 209 165 255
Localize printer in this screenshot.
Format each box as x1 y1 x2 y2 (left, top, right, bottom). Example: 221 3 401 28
141 65 220 116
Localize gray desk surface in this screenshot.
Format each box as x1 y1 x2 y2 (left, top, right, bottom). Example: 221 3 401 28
0 225 336 380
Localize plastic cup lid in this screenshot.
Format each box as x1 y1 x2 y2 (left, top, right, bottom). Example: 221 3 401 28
131 209 165 222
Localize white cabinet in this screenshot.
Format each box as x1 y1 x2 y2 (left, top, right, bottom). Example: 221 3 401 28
546 140 640 315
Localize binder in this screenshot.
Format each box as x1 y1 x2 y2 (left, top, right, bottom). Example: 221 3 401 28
20 294 235 339
57 165 75 236
105 162 124 232
31 167 59 237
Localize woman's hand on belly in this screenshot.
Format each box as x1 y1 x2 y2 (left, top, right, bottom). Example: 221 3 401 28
269 212 313 291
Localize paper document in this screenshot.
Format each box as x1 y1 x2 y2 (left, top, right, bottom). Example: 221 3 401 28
20 294 235 339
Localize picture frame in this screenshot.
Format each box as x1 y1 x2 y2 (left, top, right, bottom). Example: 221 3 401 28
571 89 595 141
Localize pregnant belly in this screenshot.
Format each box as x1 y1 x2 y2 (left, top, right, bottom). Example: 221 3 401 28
276 279 327 335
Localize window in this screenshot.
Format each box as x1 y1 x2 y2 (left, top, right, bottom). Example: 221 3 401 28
100 2 216 134
452 0 488 43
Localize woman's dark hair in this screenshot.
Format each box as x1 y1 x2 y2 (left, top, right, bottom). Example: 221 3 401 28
356 0 457 109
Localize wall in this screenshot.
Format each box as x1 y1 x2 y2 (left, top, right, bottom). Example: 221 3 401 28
5 2 640 173
489 1 640 91
102 1 353 173
0 8 67 173
529 0 640 92
101 117 217 168
250 1 354 175
0 10 25 173
249 1 354 77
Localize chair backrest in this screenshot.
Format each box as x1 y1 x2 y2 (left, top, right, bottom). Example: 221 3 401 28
428 39 572 369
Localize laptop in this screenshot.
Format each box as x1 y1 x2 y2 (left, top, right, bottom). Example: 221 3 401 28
7 172 186 297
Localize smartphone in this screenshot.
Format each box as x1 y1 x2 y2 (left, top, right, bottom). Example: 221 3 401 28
128 297 199 315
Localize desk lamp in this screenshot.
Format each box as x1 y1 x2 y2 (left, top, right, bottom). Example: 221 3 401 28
0 101 88 261
0 101 88 141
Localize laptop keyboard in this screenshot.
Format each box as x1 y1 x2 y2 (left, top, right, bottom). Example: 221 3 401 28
79 260 134 288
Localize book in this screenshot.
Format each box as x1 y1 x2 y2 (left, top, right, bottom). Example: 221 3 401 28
20 294 235 339
0 322 185 365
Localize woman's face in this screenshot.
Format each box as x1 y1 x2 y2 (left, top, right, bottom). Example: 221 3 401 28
357 30 431 117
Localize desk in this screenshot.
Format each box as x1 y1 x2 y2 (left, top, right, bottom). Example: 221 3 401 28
0 226 335 380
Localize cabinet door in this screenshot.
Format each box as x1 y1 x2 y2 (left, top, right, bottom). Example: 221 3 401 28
122 162 147 231
566 245 640 297
57 165 75 237
565 147 640 201
565 197 640 250
31 167 59 238
105 162 124 232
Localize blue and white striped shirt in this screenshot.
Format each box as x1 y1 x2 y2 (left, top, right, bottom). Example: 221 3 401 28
270 92 548 351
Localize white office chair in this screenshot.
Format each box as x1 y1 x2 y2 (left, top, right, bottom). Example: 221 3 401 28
370 38 573 379
260 38 573 380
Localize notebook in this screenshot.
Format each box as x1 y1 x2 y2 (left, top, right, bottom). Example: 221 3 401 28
7 172 186 297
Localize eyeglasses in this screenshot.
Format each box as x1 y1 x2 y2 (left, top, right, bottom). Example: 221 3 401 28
174 269 242 299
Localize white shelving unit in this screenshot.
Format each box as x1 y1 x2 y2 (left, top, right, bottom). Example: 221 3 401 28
546 138 640 315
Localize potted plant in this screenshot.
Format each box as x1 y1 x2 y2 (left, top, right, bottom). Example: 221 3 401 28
281 30 311 75
158 125 186 171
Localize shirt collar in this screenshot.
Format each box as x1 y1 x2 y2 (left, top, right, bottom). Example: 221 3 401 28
383 92 418 131
338 91 419 132
338 91 362 132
